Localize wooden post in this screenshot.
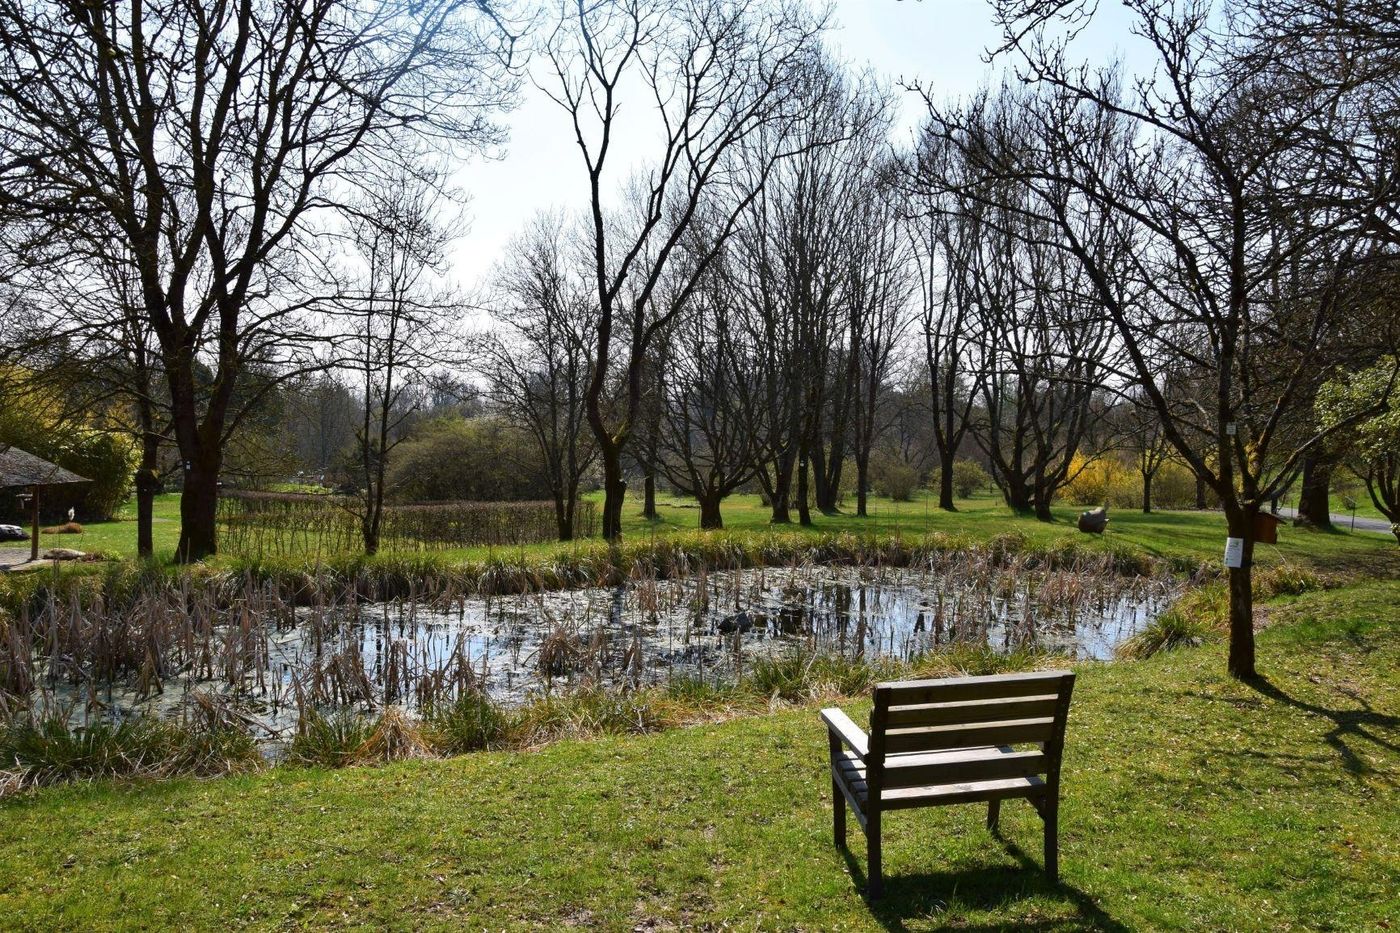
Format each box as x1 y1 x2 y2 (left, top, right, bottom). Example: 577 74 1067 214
29 484 40 562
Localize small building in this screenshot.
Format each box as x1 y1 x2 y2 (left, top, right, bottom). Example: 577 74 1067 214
0 445 90 563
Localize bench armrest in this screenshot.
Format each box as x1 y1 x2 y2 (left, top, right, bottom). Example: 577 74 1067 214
821 707 869 761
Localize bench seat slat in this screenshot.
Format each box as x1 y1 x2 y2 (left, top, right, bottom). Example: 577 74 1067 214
836 746 1048 790
832 751 1048 812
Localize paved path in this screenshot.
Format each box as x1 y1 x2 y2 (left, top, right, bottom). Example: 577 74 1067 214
1275 507 1394 535
0 546 33 570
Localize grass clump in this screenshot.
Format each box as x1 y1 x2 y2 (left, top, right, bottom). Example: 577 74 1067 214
287 710 375 768
1255 563 1327 597
510 688 668 747
747 651 893 702
1117 612 1218 659
354 707 434 763
426 693 508 754
0 710 258 796
38 521 83 535
1117 583 1226 659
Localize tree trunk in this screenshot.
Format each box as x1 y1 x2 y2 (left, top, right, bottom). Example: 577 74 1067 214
1002 474 1033 513
135 473 156 559
29 485 39 562
1195 474 1208 510
1224 506 1257 680
642 472 657 520
1142 473 1153 515
1033 496 1053 522
176 459 220 562
937 450 956 511
554 492 574 542
768 453 793 524
855 455 869 518
600 444 625 541
135 420 161 560
698 493 723 530
796 455 812 526
1295 456 1333 529
812 447 836 514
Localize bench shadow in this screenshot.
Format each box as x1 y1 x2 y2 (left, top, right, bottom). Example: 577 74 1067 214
1244 675 1400 779
838 836 1128 932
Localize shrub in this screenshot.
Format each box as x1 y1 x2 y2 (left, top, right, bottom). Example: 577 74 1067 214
1064 452 1199 510
873 457 919 502
385 416 554 503
951 459 992 498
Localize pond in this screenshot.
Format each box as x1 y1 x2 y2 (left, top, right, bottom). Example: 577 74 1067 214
10 559 1178 744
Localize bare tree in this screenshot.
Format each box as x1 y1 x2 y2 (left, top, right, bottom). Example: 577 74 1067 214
933 0 1400 676
484 211 598 541
540 0 824 540
848 165 913 518
726 58 889 524
0 0 518 560
651 253 767 529
906 132 989 511
336 171 462 555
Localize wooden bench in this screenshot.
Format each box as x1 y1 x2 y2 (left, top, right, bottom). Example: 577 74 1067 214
821 669 1076 898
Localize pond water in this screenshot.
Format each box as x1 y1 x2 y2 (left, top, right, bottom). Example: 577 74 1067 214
19 562 1177 742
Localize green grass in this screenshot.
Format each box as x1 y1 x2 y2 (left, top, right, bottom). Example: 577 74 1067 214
2 581 1396 929
1328 491 1390 524
32 489 1400 578
28 493 184 561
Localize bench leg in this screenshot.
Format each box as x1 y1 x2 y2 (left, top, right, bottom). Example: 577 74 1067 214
866 811 883 899
1043 799 1059 883
832 773 846 846
986 799 1001 832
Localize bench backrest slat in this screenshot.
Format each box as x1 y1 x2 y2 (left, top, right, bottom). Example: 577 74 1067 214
878 670 1073 706
871 671 1075 762
884 694 1061 729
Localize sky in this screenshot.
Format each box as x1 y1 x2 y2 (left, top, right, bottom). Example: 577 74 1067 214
450 0 1153 290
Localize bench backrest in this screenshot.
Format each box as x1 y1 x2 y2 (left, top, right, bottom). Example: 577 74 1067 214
867 670 1075 790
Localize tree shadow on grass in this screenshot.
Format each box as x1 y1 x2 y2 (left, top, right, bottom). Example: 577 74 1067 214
838 835 1128 932
1245 675 1399 781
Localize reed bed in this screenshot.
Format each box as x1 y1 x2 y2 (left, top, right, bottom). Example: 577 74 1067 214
217 491 598 558
0 530 1210 795
2 638 1062 791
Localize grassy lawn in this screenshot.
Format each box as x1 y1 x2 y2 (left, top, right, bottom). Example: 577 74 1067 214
32 493 184 560
1328 492 1391 525
38 489 1399 576
1 581 1396 930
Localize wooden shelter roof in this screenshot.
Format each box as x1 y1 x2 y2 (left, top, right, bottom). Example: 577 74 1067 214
0 444 89 488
